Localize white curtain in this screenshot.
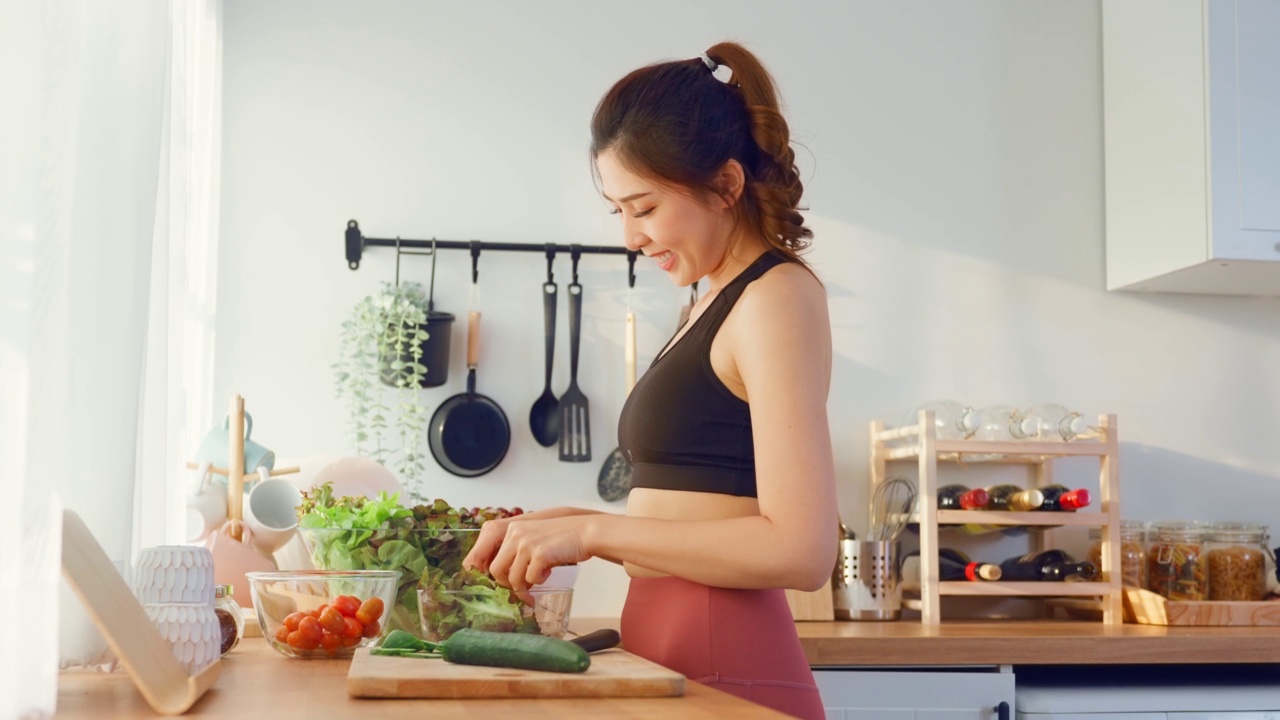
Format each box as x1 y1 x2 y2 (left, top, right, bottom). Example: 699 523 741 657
0 0 222 716
136 0 224 557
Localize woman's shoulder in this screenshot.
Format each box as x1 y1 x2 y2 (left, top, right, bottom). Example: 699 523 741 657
737 257 827 316
723 257 830 356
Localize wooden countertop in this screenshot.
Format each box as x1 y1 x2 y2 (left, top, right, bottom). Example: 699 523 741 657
795 620 1280 666
55 637 789 719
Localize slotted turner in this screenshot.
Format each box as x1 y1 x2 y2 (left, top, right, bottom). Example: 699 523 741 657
559 276 591 461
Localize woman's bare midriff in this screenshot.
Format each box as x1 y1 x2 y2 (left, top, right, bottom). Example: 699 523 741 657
623 487 760 578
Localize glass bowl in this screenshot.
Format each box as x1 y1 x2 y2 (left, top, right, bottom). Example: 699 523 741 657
297 526 480 639
419 586 573 641
246 570 398 658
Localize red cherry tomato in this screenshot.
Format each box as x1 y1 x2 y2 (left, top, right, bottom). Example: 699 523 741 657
320 632 344 652
287 630 319 651
274 626 290 644
283 612 305 631
341 616 364 639
319 607 346 635
355 597 384 625
332 595 361 617
361 620 381 639
297 616 324 643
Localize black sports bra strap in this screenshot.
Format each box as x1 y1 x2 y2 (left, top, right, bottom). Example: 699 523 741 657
691 251 787 338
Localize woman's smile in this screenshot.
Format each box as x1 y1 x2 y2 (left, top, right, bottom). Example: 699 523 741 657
651 249 676 271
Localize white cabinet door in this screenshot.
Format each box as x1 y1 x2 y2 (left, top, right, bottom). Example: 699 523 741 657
814 669 1014 720
1103 0 1280 295
1206 0 1280 262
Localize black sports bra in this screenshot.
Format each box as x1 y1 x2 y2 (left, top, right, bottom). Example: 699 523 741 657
616 251 787 498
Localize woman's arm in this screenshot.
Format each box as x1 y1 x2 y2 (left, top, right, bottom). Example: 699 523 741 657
471 266 837 592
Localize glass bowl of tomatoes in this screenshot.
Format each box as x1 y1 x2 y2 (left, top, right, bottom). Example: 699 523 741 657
246 570 398 658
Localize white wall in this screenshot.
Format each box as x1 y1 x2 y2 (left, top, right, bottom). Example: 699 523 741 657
217 0 1280 618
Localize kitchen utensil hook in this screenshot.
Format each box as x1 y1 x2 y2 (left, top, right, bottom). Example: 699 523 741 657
545 244 556 284
571 244 582 285
426 238 438 311
394 236 439 308
625 250 636 312
469 241 481 309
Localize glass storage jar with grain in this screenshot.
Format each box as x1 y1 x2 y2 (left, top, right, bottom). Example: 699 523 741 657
1205 522 1269 601
1088 520 1146 588
1147 521 1207 601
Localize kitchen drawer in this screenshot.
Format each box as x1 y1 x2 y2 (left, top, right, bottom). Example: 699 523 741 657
1017 664 1280 718
815 667 1014 719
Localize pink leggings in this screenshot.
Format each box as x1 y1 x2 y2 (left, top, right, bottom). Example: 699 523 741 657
621 576 824 720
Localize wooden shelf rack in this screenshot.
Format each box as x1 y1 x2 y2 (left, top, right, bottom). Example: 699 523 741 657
871 411 1123 626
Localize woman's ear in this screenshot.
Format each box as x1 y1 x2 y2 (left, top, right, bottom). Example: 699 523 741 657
713 159 746 208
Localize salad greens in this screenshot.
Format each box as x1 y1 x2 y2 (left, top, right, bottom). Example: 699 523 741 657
419 567 542 640
296 483 521 638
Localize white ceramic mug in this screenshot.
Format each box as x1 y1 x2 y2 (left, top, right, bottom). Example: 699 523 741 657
243 469 302 556
185 462 228 542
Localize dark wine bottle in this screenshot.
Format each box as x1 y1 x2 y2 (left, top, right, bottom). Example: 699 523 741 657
902 548 1002 582
998 549 1097 581
1038 484 1091 511
986 484 1044 512
938 484 989 511
940 548 1002 581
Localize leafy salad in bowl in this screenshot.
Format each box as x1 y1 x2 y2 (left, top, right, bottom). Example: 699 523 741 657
296 483 523 638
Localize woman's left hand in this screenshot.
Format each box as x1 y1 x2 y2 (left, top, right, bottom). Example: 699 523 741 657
486 515 595 592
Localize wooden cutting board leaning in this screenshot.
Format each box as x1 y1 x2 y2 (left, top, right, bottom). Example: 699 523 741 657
347 646 685 699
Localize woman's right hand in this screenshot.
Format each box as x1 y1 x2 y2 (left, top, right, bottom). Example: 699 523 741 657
462 515 516 574
463 506 600 574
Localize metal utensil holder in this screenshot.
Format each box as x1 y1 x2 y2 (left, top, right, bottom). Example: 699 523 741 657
833 539 901 621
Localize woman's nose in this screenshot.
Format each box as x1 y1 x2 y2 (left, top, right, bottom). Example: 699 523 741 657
622 221 647 252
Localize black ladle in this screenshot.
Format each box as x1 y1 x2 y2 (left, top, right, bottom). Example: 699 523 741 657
529 249 560 447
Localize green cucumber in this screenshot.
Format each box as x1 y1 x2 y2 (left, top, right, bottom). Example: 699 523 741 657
440 629 590 673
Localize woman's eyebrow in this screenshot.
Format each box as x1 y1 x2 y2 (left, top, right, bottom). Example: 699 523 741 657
602 191 652 204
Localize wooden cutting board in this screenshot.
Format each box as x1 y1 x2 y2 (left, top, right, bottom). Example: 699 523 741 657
347 646 686 699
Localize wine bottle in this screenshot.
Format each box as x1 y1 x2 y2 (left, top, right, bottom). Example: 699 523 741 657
1018 404 1092 442
938 484 989 511
890 400 979 440
972 405 1021 442
1038 484 1091 511
986 484 1044 512
902 548 1002 582
998 549 1097 582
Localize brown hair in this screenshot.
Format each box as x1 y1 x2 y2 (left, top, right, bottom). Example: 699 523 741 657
590 42 812 266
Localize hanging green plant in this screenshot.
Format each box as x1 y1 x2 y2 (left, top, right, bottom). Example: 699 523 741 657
334 281 432 494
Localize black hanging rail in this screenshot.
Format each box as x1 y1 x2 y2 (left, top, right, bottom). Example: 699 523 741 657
345 219 638 287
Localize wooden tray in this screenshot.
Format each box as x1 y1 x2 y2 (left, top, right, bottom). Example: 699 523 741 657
1123 588 1280 626
347 646 685 699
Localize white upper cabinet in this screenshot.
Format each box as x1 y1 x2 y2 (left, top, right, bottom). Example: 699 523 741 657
1104 0 1280 295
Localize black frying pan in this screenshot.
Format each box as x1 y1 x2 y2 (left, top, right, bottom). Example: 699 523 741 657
429 311 510 477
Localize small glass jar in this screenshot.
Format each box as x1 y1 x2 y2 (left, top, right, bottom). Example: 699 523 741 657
1088 520 1146 588
1146 521 1208 600
214 584 244 655
1205 522 1269 601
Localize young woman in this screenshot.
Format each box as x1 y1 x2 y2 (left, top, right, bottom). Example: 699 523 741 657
463 41 835 719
